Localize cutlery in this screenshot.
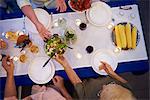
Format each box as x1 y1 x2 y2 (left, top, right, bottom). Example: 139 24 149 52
119 6 132 10
22 15 26 33
67 45 73 49
50 12 54 29
42 53 55 68
84 11 89 24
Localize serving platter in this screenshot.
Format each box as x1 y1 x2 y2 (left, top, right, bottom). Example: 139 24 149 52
112 22 140 50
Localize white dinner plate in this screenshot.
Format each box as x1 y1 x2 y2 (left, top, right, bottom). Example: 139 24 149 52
25 8 51 33
86 1 112 27
91 49 118 75
28 57 55 84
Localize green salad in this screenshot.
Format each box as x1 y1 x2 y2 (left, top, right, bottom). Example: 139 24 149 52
45 34 67 57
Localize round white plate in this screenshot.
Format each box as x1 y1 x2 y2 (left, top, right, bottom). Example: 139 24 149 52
91 49 118 75
28 57 55 84
25 8 51 33
86 1 112 27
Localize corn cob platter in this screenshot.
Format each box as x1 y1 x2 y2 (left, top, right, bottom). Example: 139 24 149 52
112 22 140 50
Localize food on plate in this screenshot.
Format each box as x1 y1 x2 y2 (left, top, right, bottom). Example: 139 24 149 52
64 28 77 44
30 45 39 54
70 0 91 12
16 35 31 48
0 39 7 49
45 34 67 58
132 26 137 49
114 26 122 48
125 23 132 48
5 31 18 41
118 24 127 49
113 23 138 50
19 54 27 63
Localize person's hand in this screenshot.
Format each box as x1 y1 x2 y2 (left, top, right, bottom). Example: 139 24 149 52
52 75 65 90
99 61 114 75
56 0 67 12
35 22 51 40
2 56 14 76
55 55 68 66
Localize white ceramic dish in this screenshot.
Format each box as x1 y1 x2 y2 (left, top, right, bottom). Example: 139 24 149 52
86 1 112 27
28 57 55 84
25 8 51 33
91 49 118 75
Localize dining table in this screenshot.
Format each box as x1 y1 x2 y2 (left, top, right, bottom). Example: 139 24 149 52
0 0 149 98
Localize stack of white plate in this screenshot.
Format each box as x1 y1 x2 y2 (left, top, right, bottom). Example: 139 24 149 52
25 8 51 33
86 1 112 27
28 57 55 84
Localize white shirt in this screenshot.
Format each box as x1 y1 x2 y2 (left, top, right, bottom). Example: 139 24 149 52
16 0 56 9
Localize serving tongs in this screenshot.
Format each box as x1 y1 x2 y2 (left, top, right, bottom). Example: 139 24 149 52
42 53 55 68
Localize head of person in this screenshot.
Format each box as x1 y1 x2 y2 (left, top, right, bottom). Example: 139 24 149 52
100 84 136 100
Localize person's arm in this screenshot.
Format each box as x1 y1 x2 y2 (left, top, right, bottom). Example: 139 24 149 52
16 0 38 25
100 61 127 83
55 55 82 85
4 74 17 97
52 76 72 100
109 71 127 83
21 5 51 40
16 0 51 40
21 5 39 27
2 56 17 98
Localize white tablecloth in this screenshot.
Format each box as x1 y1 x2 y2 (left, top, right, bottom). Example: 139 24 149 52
0 4 148 77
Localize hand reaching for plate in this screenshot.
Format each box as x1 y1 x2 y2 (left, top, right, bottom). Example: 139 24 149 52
99 61 114 75
35 22 51 40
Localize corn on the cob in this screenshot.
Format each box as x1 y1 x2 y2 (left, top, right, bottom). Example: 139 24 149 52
132 26 137 49
125 23 132 48
115 26 122 48
118 24 127 48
